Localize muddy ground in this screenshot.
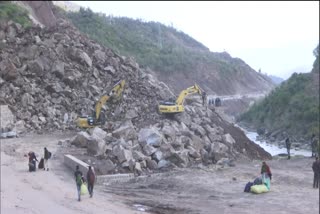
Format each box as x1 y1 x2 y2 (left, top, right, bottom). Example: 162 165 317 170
1 133 319 214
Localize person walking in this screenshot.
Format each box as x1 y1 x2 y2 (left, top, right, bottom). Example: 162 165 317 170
285 137 291 160
311 134 318 158
74 165 83 201
86 166 96 198
312 157 319 188
43 147 51 171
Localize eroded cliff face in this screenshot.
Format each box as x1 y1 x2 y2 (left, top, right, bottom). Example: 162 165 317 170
13 1 57 27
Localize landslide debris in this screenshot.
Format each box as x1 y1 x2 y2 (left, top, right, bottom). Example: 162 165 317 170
0 18 271 175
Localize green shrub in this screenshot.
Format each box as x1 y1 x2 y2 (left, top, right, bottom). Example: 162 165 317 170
0 2 32 27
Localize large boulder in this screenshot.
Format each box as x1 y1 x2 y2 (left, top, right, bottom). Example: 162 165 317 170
87 138 107 156
190 123 206 137
87 128 108 156
96 159 116 174
0 60 18 81
138 127 163 147
161 125 176 141
132 150 146 161
71 131 91 148
146 157 158 170
143 144 157 156
51 61 65 79
112 120 137 141
89 127 107 140
223 133 236 146
28 58 44 77
68 47 92 67
112 144 133 163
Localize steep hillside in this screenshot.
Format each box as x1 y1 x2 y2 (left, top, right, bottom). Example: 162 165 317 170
62 7 275 95
239 44 319 141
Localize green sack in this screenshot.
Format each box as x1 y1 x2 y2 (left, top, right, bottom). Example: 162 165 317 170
250 184 269 194
80 183 88 195
264 177 271 190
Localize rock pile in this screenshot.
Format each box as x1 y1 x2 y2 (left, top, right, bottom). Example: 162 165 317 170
0 18 271 174
0 19 171 132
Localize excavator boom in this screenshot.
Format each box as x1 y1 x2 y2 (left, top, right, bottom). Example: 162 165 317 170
158 83 202 114
76 80 125 128
94 80 125 120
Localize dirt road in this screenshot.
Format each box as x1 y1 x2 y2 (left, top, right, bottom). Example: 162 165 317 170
1 133 319 214
0 133 145 214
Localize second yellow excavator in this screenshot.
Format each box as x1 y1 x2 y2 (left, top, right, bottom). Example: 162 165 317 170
158 83 203 114
76 80 125 128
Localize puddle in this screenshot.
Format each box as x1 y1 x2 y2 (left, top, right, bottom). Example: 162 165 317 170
133 203 150 212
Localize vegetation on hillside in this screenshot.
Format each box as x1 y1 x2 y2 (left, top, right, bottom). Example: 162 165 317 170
64 7 262 80
0 2 31 27
239 44 320 138
65 7 207 74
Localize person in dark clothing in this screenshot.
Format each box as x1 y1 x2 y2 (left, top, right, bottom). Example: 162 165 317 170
311 134 318 158
202 91 207 106
285 137 291 160
312 157 319 188
74 165 83 201
261 161 272 180
28 151 38 163
44 147 51 171
86 166 96 198
28 152 38 172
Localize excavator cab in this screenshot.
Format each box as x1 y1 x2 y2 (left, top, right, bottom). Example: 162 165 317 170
159 97 176 106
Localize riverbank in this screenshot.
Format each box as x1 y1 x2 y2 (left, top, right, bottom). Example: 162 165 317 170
235 124 312 157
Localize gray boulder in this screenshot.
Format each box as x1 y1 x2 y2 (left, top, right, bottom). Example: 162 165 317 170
112 120 137 141
71 131 91 148
138 127 163 147
143 144 157 156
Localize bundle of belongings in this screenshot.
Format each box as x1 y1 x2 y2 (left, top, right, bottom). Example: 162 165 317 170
244 174 271 194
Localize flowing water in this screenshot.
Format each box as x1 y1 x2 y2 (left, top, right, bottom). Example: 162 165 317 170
239 126 311 157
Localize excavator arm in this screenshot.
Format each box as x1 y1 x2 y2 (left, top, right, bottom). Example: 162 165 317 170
175 84 202 105
76 80 125 128
94 79 126 121
158 83 202 114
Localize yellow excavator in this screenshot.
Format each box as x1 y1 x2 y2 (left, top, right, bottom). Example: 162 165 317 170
76 80 125 128
158 83 203 114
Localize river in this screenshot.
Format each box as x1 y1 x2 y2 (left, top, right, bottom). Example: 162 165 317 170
238 126 311 157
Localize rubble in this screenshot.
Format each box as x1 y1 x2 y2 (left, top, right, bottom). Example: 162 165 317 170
0 19 271 175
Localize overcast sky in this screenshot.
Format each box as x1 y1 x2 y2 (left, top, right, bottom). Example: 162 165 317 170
71 1 319 80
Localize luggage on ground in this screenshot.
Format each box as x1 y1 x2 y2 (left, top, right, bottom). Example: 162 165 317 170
253 177 262 185
244 181 254 192
38 158 44 169
250 184 269 194
29 160 36 172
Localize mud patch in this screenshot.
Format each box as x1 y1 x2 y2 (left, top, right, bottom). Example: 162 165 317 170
129 201 195 214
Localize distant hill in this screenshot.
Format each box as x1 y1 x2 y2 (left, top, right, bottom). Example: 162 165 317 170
57 6 275 95
239 44 319 139
267 75 284 85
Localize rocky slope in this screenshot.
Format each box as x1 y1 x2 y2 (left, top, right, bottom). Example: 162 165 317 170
0 3 271 175
62 6 275 96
